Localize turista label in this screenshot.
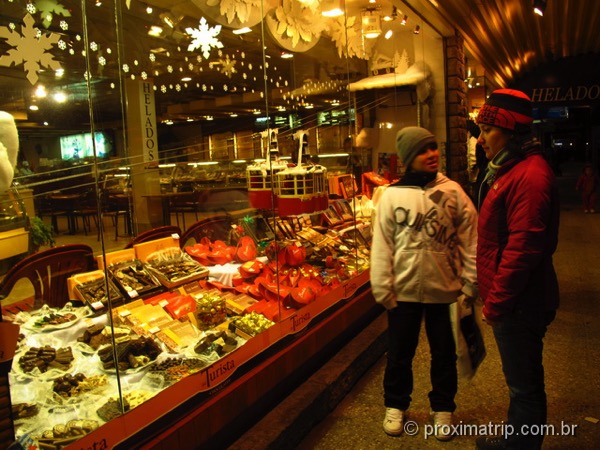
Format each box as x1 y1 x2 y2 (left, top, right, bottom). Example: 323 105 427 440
291 312 311 332
207 359 236 386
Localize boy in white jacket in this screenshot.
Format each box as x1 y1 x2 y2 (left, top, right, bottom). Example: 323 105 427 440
371 126 478 441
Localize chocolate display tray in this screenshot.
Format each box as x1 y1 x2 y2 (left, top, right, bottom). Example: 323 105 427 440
107 259 166 300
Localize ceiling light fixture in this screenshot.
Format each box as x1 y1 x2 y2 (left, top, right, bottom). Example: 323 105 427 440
401 15 408 25
533 0 546 16
148 25 163 37
361 8 382 39
322 0 344 17
34 85 47 98
413 25 420 34
160 12 183 29
383 6 398 22
233 27 252 35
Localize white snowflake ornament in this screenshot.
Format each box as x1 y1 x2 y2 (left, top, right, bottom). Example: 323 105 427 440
186 17 223 60
0 13 61 84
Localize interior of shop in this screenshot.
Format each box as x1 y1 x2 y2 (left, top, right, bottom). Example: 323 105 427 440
1 0 599 449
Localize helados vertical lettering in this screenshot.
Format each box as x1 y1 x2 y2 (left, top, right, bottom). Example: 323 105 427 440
142 82 157 162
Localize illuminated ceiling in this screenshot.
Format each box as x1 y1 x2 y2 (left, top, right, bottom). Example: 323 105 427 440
409 0 600 88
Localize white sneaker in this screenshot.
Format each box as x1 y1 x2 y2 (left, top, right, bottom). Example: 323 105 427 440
383 407 404 436
431 411 454 441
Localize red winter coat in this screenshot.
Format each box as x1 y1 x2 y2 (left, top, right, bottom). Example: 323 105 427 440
477 142 560 321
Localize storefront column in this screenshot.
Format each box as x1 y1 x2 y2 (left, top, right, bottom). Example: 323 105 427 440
125 79 163 232
445 34 469 187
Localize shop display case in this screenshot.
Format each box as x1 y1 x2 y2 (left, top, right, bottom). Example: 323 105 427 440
0 0 447 445
159 162 248 193
0 189 29 261
2 190 373 448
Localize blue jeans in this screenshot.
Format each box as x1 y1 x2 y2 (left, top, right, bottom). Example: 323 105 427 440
384 302 457 412
492 309 556 450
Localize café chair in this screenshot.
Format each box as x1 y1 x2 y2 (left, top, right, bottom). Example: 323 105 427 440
37 194 70 234
71 189 99 236
124 225 182 249
180 215 234 248
100 189 133 240
0 244 97 310
169 189 203 230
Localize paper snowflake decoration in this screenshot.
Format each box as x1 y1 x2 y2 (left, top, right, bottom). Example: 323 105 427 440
0 13 61 84
213 54 237 78
186 17 223 60
36 0 71 28
206 0 262 25
271 0 324 48
327 15 371 59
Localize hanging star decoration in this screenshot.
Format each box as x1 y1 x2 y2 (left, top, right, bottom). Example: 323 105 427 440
0 13 61 85
186 17 224 60
35 0 71 29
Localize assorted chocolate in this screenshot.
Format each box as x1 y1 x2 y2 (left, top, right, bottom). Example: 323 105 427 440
97 336 162 371
77 323 133 350
108 260 164 299
74 277 124 308
144 252 208 287
194 328 239 357
149 357 206 385
52 373 108 398
34 419 99 449
229 311 275 339
18 346 74 373
11 403 39 420
32 312 78 328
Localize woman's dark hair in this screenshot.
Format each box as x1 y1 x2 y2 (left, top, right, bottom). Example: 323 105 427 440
467 119 480 138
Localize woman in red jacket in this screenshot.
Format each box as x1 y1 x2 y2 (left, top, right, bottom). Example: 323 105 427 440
474 89 560 450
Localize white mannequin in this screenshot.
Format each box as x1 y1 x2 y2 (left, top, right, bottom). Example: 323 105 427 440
0 111 19 192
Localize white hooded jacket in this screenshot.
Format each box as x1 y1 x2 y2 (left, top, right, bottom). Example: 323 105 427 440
370 173 478 310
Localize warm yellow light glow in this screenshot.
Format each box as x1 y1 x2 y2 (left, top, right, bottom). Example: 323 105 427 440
362 9 382 39
34 85 47 98
53 92 67 103
322 0 344 17
233 27 252 35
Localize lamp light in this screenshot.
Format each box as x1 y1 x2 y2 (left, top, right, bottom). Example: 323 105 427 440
322 0 344 17
413 25 420 34
233 27 252 35
401 15 408 25
361 8 382 39
160 12 183 28
383 6 398 22
533 0 546 16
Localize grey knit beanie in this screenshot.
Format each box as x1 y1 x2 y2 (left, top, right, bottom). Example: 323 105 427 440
395 126 437 168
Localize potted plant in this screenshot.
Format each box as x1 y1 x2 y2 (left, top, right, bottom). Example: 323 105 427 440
28 216 55 252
